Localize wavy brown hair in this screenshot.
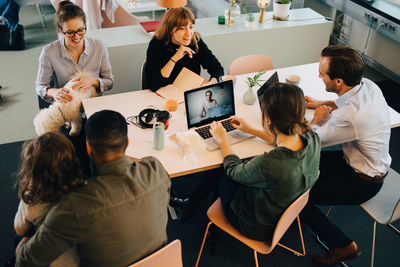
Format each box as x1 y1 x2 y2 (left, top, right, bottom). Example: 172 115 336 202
260 82 310 141
17 132 85 205
154 7 200 52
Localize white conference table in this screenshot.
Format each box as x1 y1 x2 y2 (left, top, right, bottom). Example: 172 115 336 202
83 63 400 178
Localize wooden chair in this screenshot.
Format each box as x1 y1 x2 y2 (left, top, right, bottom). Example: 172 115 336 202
228 54 274 76
128 239 183 267
360 168 400 267
195 189 311 267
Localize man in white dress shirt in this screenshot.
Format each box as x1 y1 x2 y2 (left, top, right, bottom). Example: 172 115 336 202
301 45 391 265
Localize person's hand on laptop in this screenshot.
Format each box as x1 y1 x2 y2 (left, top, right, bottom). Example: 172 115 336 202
210 121 234 157
230 116 251 134
210 121 227 145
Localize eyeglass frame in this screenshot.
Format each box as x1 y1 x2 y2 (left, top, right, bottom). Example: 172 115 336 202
58 25 87 38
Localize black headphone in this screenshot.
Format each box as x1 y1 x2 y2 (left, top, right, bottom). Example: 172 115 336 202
137 108 171 129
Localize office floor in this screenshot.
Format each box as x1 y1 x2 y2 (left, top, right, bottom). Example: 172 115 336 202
1 1 400 266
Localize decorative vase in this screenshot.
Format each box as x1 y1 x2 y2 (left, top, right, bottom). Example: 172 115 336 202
243 86 257 105
224 0 241 26
244 13 256 28
273 1 291 21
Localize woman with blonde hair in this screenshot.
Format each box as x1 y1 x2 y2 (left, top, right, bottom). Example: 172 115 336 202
145 7 224 91
211 82 321 241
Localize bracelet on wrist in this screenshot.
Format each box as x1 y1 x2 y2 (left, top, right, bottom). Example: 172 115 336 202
170 58 176 63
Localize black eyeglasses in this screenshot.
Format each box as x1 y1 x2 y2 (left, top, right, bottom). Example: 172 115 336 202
59 25 87 38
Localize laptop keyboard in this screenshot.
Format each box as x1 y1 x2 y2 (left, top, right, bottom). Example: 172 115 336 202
195 119 236 140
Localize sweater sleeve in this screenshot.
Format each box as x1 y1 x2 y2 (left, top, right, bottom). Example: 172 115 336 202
198 38 224 80
145 38 171 92
223 154 268 188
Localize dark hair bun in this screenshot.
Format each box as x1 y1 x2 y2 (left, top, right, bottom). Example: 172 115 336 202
59 0 74 9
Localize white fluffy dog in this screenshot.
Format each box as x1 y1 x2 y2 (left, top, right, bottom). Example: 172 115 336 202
34 73 96 136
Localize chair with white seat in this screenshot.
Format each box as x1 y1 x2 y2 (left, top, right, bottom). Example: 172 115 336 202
228 54 274 76
195 189 311 267
360 168 400 267
128 239 183 267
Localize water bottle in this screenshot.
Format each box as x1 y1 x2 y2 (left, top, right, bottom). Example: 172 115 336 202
153 122 165 150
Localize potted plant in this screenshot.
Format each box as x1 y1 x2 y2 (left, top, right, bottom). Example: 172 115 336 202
273 0 291 21
243 70 266 105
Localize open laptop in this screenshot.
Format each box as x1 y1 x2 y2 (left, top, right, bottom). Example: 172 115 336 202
184 80 253 151
257 71 279 103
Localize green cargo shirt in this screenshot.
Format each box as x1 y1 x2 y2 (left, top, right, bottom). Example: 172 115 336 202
16 156 171 267
224 131 320 241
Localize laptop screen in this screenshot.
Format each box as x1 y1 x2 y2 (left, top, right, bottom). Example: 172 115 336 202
184 80 235 129
257 71 279 103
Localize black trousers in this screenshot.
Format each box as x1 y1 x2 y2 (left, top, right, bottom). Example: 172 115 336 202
219 174 241 231
300 150 383 248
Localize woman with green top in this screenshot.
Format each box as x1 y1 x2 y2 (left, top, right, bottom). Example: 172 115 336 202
210 82 321 241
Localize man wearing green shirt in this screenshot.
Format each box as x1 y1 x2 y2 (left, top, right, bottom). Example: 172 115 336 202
16 110 171 266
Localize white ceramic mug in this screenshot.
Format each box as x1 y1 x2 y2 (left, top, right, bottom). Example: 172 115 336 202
285 74 301 86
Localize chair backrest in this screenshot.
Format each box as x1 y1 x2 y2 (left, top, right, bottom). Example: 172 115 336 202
270 189 311 248
141 61 150 90
361 168 400 224
128 239 183 267
228 54 274 76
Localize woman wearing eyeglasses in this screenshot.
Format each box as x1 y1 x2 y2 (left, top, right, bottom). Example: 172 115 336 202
36 0 113 105
145 7 224 92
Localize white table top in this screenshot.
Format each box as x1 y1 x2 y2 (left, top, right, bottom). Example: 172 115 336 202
83 63 400 177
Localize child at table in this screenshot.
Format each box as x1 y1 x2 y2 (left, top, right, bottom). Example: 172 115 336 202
14 132 85 266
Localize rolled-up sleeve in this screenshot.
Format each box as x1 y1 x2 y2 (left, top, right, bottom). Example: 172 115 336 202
35 47 53 100
97 44 113 93
315 111 356 148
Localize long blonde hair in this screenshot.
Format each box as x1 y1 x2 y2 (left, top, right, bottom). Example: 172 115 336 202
154 7 200 51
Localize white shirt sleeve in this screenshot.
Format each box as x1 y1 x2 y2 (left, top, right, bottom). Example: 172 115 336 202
315 110 357 148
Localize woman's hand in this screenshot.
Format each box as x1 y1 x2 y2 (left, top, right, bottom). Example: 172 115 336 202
172 45 195 61
210 121 227 145
202 77 218 86
231 116 251 134
71 77 99 93
51 87 72 103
